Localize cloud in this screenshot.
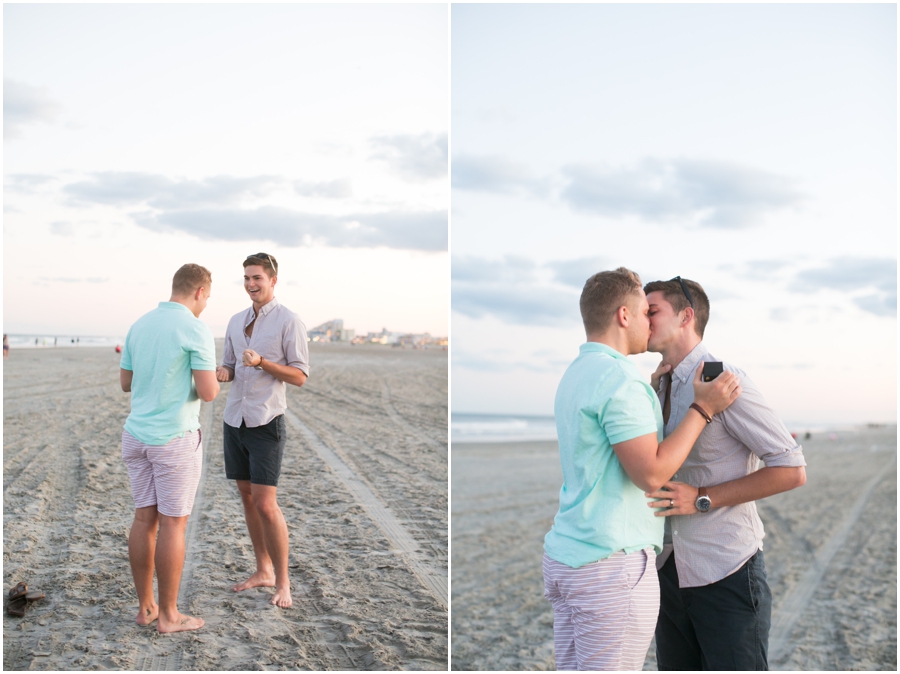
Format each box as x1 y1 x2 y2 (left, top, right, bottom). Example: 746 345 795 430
792 257 896 293
370 132 447 181
452 284 579 326
38 276 108 283
730 258 794 279
546 257 611 289
561 158 803 228
452 255 537 283
49 221 74 236
451 254 621 325
5 173 59 193
758 363 814 370
452 154 548 196
135 207 447 252
64 172 282 209
4 79 62 139
791 257 896 316
451 351 518 373
56 171 444 251
854 294 896 316
294 178 352 199
452 348 568 373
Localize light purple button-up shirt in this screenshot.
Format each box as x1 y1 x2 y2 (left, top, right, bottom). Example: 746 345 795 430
658 342 806 588
222 298 309 429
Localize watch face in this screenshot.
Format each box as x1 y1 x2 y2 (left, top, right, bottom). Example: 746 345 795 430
697 496 711 512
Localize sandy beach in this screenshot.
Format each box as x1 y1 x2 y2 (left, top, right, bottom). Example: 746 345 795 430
451 427 897 671
4 342 448 670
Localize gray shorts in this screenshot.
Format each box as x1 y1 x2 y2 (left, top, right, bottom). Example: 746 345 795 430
223 415 286 487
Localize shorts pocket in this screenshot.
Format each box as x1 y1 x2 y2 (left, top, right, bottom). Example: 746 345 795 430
626 549 655 591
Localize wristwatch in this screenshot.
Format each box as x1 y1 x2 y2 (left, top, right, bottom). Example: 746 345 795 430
695 487 711 513
255 356 265 371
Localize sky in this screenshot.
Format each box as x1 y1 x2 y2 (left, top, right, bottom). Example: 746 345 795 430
4 4 448 339
451 4 897 427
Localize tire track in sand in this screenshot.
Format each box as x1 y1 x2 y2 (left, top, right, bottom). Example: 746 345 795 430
768 451 897 663
284 407 448 609
179 398 216 604
381 381 445 449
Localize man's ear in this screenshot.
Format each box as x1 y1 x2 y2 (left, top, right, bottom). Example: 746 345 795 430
615 304 629 327
682 306 695 325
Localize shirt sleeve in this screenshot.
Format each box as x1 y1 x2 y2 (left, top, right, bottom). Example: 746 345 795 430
603 377 661 445
189 322 217 371
222 318 237 369
283 314 310 376
120 328 133 371
721 376 806 468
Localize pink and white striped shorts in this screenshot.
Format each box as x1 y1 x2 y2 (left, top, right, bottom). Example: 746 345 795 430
121 429 203 517
543 548 659 671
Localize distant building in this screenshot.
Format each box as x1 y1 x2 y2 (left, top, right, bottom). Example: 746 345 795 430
314 322 446 348
308 319 355 342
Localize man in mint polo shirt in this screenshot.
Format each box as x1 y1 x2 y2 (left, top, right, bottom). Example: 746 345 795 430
119 263 220 634
543 267 742 671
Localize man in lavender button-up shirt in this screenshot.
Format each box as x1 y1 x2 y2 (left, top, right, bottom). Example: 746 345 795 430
642 276 806 671
215 253 309 609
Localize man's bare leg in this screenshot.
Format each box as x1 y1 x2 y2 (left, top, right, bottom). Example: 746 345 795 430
156 513 204 633
129 506 159 625
232 480 276 592
252 484 292 607
232 482 291 607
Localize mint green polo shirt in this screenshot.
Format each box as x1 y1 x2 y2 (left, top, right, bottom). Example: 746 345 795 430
544 342 664 568
120 302 216 445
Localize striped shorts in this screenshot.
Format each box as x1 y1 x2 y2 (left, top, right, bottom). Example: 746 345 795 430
543 548 659 671
121 429 203 517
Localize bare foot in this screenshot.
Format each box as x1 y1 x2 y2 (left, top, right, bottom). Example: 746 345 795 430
232 570 275 592
271 585 292 608
136 605 158 626
157 613 204 634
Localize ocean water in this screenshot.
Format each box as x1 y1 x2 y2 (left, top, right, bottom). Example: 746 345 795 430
452 412 558 444
5 334 125 349
450 412 892 446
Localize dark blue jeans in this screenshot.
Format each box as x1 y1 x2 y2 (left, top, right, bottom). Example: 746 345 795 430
656 550 772 671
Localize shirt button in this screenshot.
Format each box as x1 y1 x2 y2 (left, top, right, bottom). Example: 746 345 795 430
673 531 678 535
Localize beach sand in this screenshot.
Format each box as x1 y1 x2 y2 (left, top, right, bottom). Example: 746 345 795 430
4 342 448 670
451 427 897 671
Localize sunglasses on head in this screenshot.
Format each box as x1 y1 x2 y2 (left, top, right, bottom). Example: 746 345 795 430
669 276 694 309
247 252 277 275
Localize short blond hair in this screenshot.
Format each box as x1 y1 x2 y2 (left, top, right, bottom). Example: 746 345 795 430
172 264 212 296
580 267 643 335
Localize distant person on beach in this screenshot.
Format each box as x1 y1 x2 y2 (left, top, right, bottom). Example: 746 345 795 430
119 263 219 633
543 267 742 671
3 334 9 358
643 276 807 670
215 253 309 609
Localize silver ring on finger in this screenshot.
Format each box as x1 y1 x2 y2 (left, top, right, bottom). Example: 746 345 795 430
669 499 675 508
